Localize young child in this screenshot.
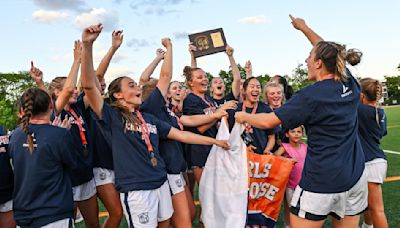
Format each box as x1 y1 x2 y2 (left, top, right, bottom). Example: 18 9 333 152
274 126 307 228
358 78 388 228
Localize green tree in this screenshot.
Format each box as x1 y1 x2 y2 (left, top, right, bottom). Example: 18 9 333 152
384 75 400 98
290 63 313 92
0 72 36 130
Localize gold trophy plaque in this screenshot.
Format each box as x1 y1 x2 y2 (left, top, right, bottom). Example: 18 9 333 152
189 28 227 58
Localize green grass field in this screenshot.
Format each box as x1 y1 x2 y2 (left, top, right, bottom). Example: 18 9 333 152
77 106 400 228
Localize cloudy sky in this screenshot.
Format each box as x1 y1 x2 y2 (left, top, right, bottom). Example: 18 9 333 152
1 0 400 85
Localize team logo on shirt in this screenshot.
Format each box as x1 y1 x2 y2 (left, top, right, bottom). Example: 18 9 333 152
138 212 149 224
0 135 9 153
23 133 38 149
341 84 353 97
68 116 86 131
125 123 157 134
175 179 183 188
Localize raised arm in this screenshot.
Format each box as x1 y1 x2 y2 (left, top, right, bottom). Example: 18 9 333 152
244 60 253 79
138 48 165 86
157 38 172 97
167 127 229 150
96 30 123 80
226 45 241 99
29 61 47 92
235 111 281 129
81 24 104 118
54 40 82 115
189 43 197 68
289 14 323 46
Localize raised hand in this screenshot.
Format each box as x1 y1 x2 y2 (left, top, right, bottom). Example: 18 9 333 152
188 43 197 55
289 14 307 31
112 30 124 49
156 48 166 59
73 40 82 63
30 61 43 83
161 37 172 48
245 60 252 74
225 45 234 56
82 24 103 43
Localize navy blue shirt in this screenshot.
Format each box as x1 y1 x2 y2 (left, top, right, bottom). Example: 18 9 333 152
141 88 187 174
59 94 93 186
88 107 113 170
213 91 236 107
0 127 13 204
94 103 171 192
358 104 387 162
274 70 365 193
228 101 274 154
183 93 218 167
9 124 76 227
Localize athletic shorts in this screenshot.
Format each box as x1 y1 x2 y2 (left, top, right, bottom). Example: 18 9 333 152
167 173 186 195
72 178 97 202
0 200 12 212
290 170 368 220
93 167 115 187
286 188 295 205
365 158 387 184
17 218 73 228
121 181 173 228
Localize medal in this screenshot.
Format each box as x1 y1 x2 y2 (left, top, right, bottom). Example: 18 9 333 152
135 110 158 168
150 155 158 167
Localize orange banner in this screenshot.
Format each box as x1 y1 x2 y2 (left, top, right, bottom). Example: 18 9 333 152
246 153 294 227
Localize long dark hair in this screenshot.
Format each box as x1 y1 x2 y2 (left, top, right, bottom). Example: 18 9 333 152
19 88 51 153
107 76 140 129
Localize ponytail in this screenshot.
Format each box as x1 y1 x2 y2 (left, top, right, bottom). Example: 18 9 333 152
360 78 382 127
314 42 362 82
19 88 51 153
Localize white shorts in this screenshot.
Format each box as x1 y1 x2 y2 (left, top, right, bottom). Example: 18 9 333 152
121 181 173 228
290 170 368 220
0 200 12 212
365 158 387 184
72 178 97 202
17 218 73 228
93 167 115 187
167 173 186 195
285 188 294 205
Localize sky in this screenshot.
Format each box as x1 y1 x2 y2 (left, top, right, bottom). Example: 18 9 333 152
1 0 400 86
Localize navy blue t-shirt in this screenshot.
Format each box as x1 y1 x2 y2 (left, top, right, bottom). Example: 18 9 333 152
274 70 365 193
88 107 113 170
183 93 218 167
94 103 171 192
358 104 387 162
0 127 13 204
228 101 274 154
140 88 187 174
213 91 236 107
9 124 76 227
59 94 93 186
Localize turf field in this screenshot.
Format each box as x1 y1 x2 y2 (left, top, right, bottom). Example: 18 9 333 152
76 106 400 228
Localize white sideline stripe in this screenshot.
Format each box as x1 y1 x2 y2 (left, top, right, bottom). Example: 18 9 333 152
384 150 400 155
